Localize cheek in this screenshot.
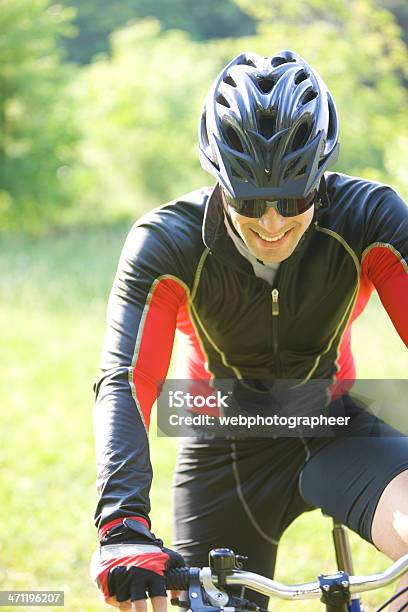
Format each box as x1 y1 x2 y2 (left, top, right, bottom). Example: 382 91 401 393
231 215 250 237
298 209 314 233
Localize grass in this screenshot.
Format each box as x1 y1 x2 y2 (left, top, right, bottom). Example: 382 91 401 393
1 222 407 611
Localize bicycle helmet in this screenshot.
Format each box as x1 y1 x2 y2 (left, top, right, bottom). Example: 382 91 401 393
199 50 339 199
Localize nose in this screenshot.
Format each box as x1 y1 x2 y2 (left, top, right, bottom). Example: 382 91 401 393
258 206 286 232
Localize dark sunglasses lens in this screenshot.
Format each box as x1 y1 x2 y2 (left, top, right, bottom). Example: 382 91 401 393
237 199 267 218
223 192 266 217
277 191 316 217
224 190 315 218
277 200 299 217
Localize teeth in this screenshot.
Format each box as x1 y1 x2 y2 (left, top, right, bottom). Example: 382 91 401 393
257 230 287 242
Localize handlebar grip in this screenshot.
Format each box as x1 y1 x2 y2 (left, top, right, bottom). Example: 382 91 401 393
166 567 191 590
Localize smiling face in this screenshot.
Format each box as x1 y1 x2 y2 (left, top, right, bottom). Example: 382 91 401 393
227 202 315 263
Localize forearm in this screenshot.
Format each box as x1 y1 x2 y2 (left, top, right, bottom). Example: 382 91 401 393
94 368 153 528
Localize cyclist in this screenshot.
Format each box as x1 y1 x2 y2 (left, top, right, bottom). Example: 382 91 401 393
91 51 408 611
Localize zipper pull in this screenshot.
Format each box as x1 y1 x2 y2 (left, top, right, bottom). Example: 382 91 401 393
271 289 279 316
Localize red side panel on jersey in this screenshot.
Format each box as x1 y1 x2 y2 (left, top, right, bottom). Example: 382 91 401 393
176 299 220 415
362 247 408 346
334 246 408 394
132 278 188 430
334 268 374 387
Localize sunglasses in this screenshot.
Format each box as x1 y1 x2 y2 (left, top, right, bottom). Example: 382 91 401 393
223 189 316 218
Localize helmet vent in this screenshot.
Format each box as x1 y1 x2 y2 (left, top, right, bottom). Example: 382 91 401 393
271 56 296 67
284 157 300 179
216 94 230 108
284 159 307 179
224 125 244 153
258 114 276 139
257 78 275 94
238 160 255 180
326 96 337 143
294 70 309 85
241 58 256 67
223 75 237 87
292 121 309 150
301 89 318 105
200 111 209 148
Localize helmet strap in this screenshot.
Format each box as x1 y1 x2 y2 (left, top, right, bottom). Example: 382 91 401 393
315 175 329 210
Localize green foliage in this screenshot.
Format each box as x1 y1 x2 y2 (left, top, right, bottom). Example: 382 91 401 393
73 20 220 218
59 0 255 65
59 0 138 64
232 0 408 198
0 0 80 232
377 0 408 45
119 0 256 42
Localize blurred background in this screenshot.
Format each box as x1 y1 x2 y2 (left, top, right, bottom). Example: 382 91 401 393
1 0 407 609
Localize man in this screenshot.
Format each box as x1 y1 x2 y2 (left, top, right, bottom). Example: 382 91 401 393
91 50 408 611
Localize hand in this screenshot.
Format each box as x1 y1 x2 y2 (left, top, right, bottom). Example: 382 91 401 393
91 518 185 610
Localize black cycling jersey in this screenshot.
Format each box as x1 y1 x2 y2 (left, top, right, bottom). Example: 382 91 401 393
93 171 408 531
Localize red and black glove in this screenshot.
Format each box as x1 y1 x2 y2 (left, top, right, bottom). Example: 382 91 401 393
91 516 185 605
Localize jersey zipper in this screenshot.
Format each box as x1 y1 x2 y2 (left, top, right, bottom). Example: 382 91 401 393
271 288 279 355
270 261 287 378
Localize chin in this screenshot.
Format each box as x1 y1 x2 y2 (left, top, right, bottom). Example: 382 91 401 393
260 253 287 263
252 246 294 263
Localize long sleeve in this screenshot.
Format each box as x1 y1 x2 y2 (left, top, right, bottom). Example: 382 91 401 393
93 221 189 529
361 186 408 346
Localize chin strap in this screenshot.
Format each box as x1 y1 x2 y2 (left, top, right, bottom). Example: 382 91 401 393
315 175 329 212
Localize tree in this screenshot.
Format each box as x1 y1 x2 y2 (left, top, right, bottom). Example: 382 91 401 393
58 1 138 64
59 0 255 64
74 20 220 218
128 0 256 41
0 0 80 232
376 0 408 46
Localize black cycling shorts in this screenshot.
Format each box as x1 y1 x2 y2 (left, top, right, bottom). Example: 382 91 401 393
172 395 408 606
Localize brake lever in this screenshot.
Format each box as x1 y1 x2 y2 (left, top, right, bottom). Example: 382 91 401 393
170 568 223 612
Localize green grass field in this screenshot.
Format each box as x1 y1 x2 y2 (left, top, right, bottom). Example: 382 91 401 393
1 223 408 611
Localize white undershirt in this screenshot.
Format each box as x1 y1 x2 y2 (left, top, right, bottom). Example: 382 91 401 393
223 211 280 286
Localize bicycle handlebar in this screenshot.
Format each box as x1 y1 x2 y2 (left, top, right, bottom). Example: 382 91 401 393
165 552 408 601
